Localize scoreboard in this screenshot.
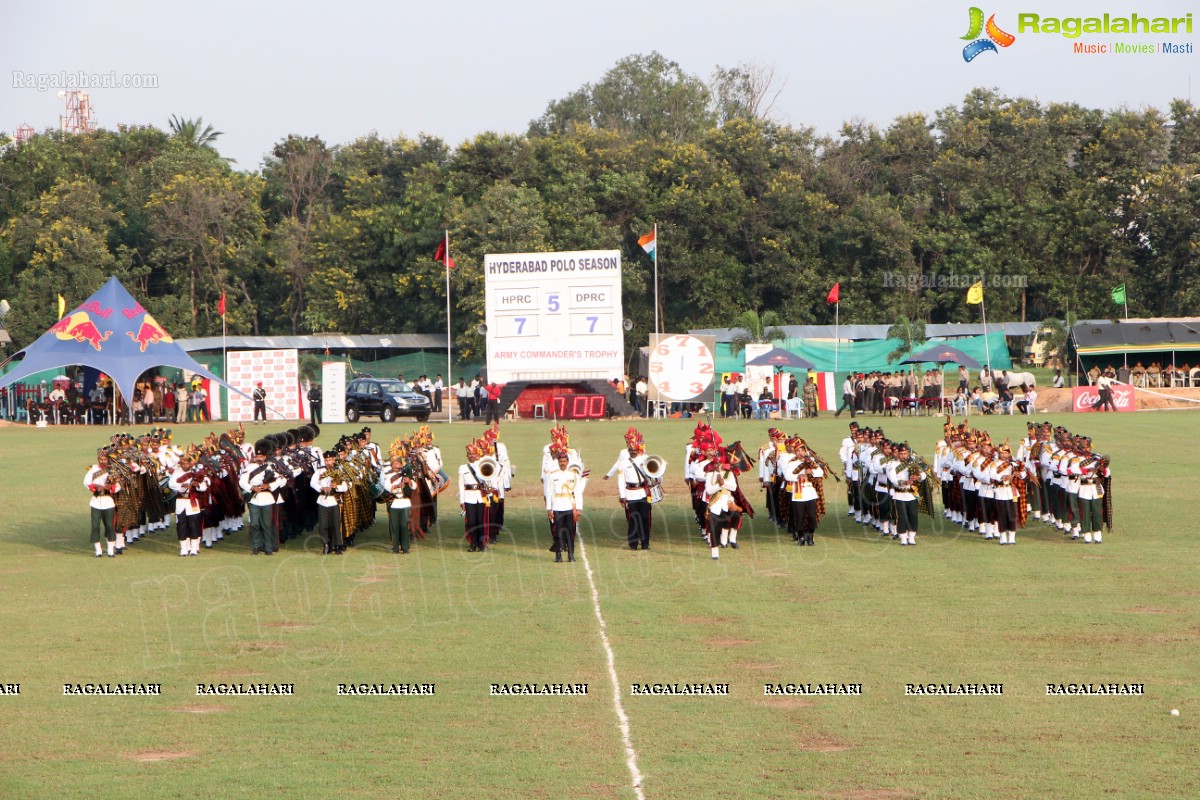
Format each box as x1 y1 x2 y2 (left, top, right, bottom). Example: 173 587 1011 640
484 250 624 384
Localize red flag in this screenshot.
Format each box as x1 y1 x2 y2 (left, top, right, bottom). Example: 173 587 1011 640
434 240 455 269
826 282 840 304
217 292 226 316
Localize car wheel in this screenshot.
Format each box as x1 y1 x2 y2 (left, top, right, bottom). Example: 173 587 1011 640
346 405 359 423
417 413 429 423
381 405 395 423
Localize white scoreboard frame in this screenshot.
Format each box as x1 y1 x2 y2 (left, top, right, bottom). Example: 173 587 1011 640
484 250 624 384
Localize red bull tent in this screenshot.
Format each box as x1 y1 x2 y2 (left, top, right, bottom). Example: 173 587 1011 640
0 276 245 413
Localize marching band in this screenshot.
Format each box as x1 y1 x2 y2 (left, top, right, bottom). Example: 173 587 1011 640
81 418 1112 559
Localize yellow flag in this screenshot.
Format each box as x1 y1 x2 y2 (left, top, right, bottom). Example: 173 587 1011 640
57 294 65 318
966 282 983 305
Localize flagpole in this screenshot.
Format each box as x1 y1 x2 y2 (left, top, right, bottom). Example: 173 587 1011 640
221 309 227 422
981 294 992 378
444 229 453 427
834 299 840 382
1123 288 1129 369
653 223 659 337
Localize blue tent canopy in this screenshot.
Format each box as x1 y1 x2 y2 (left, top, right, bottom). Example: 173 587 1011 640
0 276 246 410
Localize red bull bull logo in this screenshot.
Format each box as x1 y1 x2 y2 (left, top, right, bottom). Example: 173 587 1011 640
52 311 113 351
127 313 174 352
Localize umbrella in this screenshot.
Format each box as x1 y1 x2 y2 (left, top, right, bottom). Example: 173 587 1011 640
901 345 981 413
745 347 815 370
901 345 981 368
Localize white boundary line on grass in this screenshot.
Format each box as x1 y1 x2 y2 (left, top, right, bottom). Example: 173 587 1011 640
577 537 646 800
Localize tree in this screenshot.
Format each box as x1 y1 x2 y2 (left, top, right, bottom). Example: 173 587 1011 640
167 115 224 150
710 62 784 124
886 315 927 365
1 177 137 346
145 172 265 335
729 309 786 355
531 52 715 143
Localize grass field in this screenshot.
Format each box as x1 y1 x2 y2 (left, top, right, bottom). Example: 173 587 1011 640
0 410 1196 800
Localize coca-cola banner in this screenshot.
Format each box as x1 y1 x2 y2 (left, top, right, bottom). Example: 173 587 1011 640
1072 385 1136 413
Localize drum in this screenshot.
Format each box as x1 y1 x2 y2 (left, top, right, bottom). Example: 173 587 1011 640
647 479 664 504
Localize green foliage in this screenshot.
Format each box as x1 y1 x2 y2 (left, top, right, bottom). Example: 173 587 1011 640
1 71 1199 355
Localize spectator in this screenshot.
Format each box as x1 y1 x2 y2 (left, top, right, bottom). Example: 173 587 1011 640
175 383 189 423
1015 385 1037 415
957 365 969 391
998 385 1014 415
307 383 323 424
721 375 736 417
471 374 483 418
635 376 648 417
484 382 502 424
163 384 176 421
1052 369 1064 389
455 378 472 420
952 387 968 416
192 384 209 421
143 383 155 422
432 374 444 413
970 387 985 415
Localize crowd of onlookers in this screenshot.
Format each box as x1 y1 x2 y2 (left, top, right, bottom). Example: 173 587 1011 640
0 376 213 425
1087 362 1197 388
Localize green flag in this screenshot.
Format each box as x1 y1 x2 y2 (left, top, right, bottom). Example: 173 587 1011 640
1111 284 1127 305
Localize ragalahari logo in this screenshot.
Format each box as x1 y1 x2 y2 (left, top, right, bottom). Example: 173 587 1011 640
962 7 1016 61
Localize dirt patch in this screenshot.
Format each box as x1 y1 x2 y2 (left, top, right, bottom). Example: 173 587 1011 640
125 750 197 762
756 570 791 578
351 575 389 583
734 662 780 671
169 705 227 714
241 641 285 651
680 615 736 625
1127 606 1178 614
265 622 314 630
795 734 855 752
824 791 919 800
757 697 817 709
705 638 754 648
212 670 268 678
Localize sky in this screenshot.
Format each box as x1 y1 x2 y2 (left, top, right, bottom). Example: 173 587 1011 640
3 0 1198 169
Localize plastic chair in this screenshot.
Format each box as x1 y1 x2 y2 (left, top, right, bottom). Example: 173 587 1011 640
533 404 546 419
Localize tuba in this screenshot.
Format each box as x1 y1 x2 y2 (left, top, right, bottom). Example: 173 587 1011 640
476 456 501 480
640 454 667 504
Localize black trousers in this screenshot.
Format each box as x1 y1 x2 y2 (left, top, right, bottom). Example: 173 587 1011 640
790 498 818 539
995 496 1017 532
177 512 201 541
552 510 576 559
625 498 652 549
465 502 486 550
457 397 471 420
254 401 267 421
894 499 918 534
962 488 978 525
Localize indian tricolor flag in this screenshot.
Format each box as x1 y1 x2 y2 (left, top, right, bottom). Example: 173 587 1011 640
638 230 656 256
814 372 837 412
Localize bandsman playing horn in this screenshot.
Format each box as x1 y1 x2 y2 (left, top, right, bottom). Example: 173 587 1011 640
604 426 661 551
